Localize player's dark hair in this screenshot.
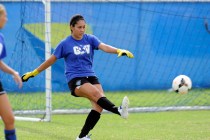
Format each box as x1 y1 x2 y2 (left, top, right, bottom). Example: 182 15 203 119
69 14 85 27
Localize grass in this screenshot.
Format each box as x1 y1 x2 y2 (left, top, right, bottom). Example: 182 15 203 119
0 90 209 139
1 110 210 140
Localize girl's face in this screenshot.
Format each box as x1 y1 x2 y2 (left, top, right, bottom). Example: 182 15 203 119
70 20 86 40
0 10 7 29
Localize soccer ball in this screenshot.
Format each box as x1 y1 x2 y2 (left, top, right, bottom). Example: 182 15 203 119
172 75 192 94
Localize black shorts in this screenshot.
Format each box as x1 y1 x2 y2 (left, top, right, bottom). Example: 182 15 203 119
0 81 6 95
68 76 100 97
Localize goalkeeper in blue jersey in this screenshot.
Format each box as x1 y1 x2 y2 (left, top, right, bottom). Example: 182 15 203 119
0 4 23 140
22 14 134 140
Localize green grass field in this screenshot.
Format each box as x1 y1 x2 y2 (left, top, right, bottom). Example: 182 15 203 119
1 110 210 140
0 89 210 140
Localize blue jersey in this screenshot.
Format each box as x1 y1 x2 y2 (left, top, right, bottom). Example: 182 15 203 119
0 33 7 60
53 34 101 82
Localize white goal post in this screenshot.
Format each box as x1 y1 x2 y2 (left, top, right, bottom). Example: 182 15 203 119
44 0 52 122
17 0 52 122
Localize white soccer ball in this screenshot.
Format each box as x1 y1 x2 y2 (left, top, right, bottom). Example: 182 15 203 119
172 75 192 94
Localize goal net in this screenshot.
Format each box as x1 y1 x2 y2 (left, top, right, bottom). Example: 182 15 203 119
1 0 210 121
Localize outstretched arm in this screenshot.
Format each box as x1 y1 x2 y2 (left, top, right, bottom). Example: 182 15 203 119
98 43 134 58
22 55 57 82
36 55 57 73
0 60 22 88
98 43 118 54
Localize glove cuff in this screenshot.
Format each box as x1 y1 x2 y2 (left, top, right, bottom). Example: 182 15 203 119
116 49 122 54
32 69 39 76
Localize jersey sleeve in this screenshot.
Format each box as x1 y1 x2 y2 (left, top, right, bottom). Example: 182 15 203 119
89 35 101 50
53 41 64 59
0 34 7 60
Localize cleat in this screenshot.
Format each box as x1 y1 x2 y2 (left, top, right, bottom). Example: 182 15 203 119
76 134 91 140
118 96 129 119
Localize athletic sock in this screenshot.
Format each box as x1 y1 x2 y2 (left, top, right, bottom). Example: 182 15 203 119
79 110 101 138
4 129 16 140
97 97 120 115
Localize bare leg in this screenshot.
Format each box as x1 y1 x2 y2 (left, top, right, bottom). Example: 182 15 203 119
0 94 15 130
75 83 120 115
75 83 104 102
0 94 17 140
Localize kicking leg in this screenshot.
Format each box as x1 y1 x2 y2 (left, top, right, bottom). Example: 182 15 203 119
75 83 120 115
94 84 129 119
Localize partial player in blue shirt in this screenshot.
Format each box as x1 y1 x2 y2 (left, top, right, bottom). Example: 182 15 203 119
22 14 134 140
0 4 23 140
0 33 7 59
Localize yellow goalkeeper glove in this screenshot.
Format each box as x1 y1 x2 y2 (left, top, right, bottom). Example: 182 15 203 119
21 69 39 82
117 49 134 58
